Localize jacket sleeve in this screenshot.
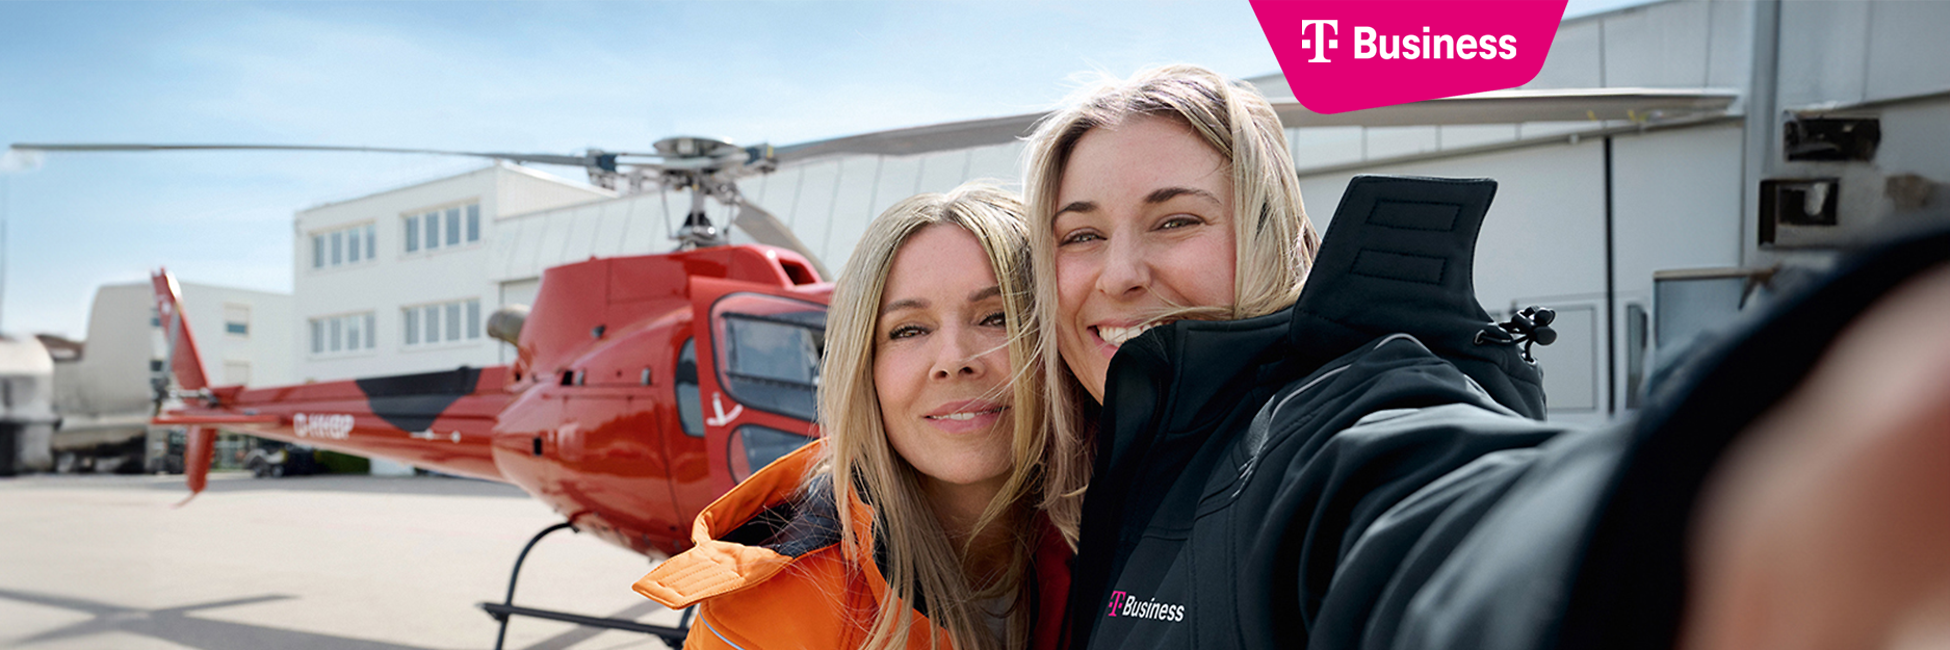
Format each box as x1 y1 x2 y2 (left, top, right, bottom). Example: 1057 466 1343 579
1227 336 1577 650
1300 406 1586 650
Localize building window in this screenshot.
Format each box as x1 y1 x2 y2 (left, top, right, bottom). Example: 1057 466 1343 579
405 298 483 347
223 304 250 337
311 222 377 270
402 201 482 254
466 300 481 339
309 312 377 356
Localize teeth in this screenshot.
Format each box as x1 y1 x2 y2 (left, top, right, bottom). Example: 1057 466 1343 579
927 407 1005 421
1098 323 1160 346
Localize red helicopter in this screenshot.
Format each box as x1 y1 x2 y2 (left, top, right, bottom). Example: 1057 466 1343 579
33 136 846 647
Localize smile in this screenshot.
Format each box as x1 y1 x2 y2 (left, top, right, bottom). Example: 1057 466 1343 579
1095 322 1168 347
925 406 1008 421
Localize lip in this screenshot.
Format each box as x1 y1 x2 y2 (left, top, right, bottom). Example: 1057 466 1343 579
923 399 1009 434
1086 326 1120 358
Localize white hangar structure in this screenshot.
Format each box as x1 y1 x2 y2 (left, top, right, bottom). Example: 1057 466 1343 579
294 0 1950 427
49 280 292 472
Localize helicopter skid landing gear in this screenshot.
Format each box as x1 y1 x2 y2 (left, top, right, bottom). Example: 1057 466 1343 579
480 521 693 649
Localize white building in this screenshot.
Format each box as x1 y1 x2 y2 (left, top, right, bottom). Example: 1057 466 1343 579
50 280 292 471
292 163 613 381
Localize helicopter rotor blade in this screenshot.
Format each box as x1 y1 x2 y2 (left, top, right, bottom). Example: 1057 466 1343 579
9 143 625 170
731 200 830 280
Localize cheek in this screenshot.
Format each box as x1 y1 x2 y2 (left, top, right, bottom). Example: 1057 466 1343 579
977 331 1015 377
872 349 915 415
1175 230 1237 306
1053 255 1095 340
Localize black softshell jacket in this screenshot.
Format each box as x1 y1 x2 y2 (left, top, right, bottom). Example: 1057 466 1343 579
1066 175 1950 650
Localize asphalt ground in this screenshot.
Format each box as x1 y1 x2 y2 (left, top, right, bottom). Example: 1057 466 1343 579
0 472 686 650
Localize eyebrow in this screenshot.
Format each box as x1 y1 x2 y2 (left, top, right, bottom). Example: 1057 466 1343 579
968 285 1001 303
1053 187 1221 220
881 298 926 316
1144 186 1222 206
1054 200 1097 218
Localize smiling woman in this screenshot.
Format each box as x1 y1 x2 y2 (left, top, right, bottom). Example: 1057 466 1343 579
1028 64 1950 650
1024 64 1322 540
874 224 1017 495
634 183 1070 650
1049 114 1240 401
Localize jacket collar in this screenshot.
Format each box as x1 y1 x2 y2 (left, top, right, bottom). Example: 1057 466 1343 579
1282 175 1546 419
633 440 872 608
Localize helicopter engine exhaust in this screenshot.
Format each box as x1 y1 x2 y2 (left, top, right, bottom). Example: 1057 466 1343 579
487 305 529 346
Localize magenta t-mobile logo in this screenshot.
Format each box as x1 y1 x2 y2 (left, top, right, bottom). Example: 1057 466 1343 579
1103 589 1189 622
1300 20 1339 62
1250 0 1569 114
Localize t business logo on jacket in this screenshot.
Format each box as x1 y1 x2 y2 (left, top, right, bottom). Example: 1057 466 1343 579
1106 590 1186 622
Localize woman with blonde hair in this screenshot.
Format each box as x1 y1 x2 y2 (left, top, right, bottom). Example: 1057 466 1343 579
1031 63 1950 650
1024 63 1322 541
634 182 1070 650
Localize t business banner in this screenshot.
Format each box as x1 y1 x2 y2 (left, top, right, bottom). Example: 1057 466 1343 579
1251 0 1572 113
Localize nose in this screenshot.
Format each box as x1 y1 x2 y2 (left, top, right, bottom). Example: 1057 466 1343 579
930 324 988 381
1096 232 1149 299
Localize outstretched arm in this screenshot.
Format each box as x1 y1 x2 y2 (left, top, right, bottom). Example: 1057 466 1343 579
1684 262 1950 650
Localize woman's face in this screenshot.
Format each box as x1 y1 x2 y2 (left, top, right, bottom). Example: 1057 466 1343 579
1052 114 1237 402
874 224 1016 492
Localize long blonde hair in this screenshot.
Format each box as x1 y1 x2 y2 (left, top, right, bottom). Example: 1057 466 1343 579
817 182 1047 650
1022 64 1321 544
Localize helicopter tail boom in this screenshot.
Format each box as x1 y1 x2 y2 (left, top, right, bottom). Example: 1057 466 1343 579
149 269 511 497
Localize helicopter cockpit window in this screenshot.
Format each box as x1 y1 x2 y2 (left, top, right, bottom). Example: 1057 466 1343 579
675 339 704 438
711 294 826 423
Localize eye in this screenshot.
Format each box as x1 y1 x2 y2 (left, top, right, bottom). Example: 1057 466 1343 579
1158 215 1204 231
888 324 927 341
1058 229 1103 246
979 311 1007 328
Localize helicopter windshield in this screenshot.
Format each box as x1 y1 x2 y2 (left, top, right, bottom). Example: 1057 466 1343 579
713 294 826 422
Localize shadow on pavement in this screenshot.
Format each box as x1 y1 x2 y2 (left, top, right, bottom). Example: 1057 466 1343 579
0 587 436 650
515 600 675 650
160 474 529 498
0 473 529 499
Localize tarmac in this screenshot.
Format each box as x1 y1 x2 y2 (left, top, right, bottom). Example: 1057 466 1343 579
0 472 686 650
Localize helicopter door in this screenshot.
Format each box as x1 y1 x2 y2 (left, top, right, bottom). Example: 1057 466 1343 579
688 277 825 497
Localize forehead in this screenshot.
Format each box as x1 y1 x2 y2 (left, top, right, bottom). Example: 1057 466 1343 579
880 224 997 303
1058 114 1229 200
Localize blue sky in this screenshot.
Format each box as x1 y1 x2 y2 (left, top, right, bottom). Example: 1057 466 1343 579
0 0 1644 339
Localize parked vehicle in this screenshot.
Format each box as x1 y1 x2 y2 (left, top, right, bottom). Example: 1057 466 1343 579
242 440 321 478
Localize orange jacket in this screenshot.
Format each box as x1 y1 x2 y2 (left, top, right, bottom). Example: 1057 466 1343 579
633 440 1072 650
